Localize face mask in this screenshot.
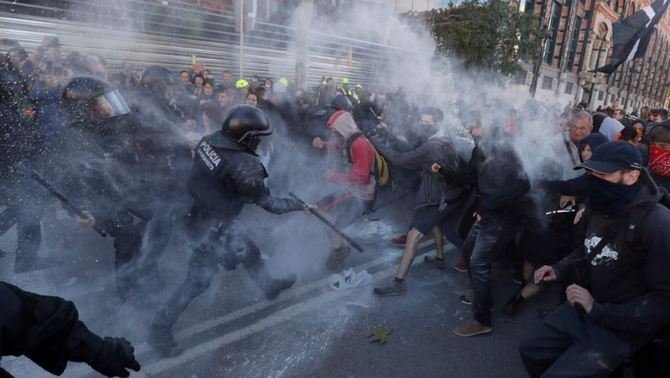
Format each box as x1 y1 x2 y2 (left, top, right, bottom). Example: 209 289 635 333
587 175 640 214
649 145 670 177
415 123 438 140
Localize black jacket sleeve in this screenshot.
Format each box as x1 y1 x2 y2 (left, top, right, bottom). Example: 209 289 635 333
588 206 670 334
369 135 434 171
0 282 104 376
233 160 303 214
551 245 587 282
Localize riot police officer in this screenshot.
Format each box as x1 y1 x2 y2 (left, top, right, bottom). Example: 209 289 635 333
54 76 145 301
149 105 309 357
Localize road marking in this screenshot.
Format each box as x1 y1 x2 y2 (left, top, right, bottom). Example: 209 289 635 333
134 239 435 356
141 246 440 376
34 240 444 377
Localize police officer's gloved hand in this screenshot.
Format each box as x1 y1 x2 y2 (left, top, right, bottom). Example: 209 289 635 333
90 337 141 377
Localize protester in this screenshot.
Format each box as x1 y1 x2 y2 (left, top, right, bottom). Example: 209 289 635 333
646 120 670 191
371 108 472 296
521 142 670 377
312 110 376 271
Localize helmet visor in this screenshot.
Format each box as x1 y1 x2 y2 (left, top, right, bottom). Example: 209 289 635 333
95 89 130 118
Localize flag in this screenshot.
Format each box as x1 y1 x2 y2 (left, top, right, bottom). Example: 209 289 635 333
595 0 670 74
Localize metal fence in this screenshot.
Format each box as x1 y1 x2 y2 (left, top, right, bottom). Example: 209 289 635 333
0 0 400 88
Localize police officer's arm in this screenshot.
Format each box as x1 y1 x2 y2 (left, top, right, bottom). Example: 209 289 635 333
235 163 303 214
588 209 670 333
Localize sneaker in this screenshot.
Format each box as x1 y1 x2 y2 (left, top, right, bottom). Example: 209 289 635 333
148 323 183 358
326 246 351 272
452 320 492 337
390 234 407 247
459 289 474 305
424 255 446 270
264 274 297 300
374 279 406 296
453 259 468 273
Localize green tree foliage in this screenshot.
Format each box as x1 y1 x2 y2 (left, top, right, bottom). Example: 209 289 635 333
425 0 543 75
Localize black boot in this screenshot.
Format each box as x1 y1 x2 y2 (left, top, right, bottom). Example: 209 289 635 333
148 319 183 358
264 274 297 300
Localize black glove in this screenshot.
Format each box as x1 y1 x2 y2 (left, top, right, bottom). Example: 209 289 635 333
90 337 141 377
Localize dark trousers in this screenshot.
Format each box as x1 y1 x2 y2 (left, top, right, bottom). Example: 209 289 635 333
101 212 144 301
14 195 48 270
464 212 521 326
153 220 273 330
519 303 632 378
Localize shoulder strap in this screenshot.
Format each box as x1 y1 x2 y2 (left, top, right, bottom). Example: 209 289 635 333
562 133 578 167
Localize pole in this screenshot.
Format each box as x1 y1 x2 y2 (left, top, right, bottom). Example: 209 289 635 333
295 0 313 90
556 0 578 95
239 0 245 79
623 64 636 112
530 0 551 98
587 35 606 108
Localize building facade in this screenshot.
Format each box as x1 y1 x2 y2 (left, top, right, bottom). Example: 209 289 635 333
523 0 670 112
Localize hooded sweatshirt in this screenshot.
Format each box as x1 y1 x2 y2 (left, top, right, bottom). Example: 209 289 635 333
326 111 375 200
599 116 625 141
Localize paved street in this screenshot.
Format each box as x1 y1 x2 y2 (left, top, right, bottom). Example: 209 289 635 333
0 202 555 378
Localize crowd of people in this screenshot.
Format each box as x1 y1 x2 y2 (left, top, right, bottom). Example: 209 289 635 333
1 34 670 377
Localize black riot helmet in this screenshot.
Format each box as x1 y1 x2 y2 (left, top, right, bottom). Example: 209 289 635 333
221 105 272 151
331 93 353 112
140 65 176 94
62 77 130 129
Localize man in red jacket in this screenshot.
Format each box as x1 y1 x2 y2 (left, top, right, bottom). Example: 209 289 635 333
312 110 375 271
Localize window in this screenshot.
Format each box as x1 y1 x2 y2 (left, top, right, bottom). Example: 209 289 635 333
544 0 563 65
598 91 605 100
565 82 574 94
542 76 553 90
523 0 534 13
566 16 582 70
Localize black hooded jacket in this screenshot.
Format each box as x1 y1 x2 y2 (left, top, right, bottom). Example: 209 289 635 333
552 170 670 346
447 136 531 214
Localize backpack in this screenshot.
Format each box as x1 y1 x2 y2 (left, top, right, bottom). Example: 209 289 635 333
345 133 390 187
371 146 390 187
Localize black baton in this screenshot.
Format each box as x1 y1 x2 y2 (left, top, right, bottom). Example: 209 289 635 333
289 192 364 253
